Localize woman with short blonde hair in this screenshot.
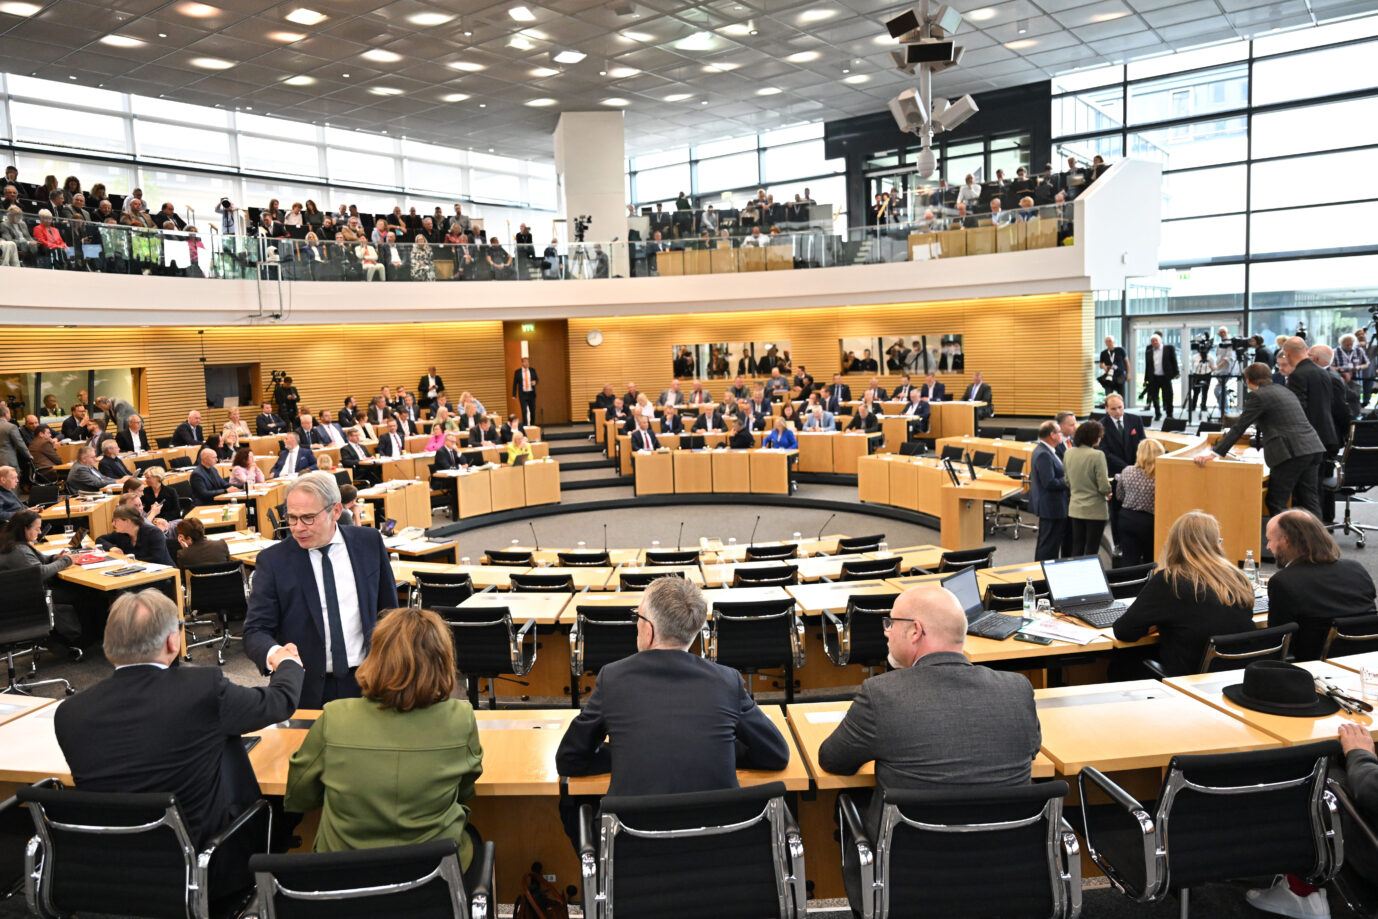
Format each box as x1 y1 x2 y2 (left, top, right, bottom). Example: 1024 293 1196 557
1114 438 1165 566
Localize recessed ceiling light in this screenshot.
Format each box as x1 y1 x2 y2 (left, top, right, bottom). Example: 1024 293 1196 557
190 56 234 69
756 86 782 95
100 34 145 47
843 73 869 83
478 102 485 107
442 92 470 102
965 7 996 21
872 33 896 44
508 5 535 21
608 65 639 77
370 86 403 95
179 2 220 16
507 35 534 50
0 2 40 15
407 11 453 25
157 32 167 37
700 99 708 104
488 147 494 152
341 72 349 77
362 48 401 62
553 50 585 63
798 9 835 22
721 21 752 36
664 92 692 101
619 30 653 42
526 97 557 106
1005 38 1037 49
786 50 820 62
703 62 739 72
449 61 485 71
284 7 325 25
1091 11 1127 21
674 31 717 50
283 74 315 85
531 66 559 77
268 30 305 42
601 97 629 106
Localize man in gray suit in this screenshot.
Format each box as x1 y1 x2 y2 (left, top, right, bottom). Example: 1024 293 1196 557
1196 361 1325 518
0 403 32 473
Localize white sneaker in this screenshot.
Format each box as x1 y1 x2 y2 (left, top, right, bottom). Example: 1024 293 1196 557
1245 876 1331 919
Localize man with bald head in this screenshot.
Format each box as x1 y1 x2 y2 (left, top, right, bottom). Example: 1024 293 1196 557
1282 336 1337 451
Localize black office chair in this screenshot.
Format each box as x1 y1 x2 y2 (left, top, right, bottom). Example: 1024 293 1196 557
990 456 1037 540
569 603 639 707
732 565 799 587
970 450 996 468
707 597 804 701
578 782 805 919
1104 562 1156 599
821 593 896 676
183 561 249 666
983 579 1050 612
250 838 494 919
1144 623 1298 679
745 543 798 561
19 784 270 919
1318 613 1378 658
644 548 700 565
510 572 575 593
1326 777 1378 918
1326 419 1378 548
133 457 165 475
939 445 965 462
484 549 534 566
619 569 686 590
1160 417 1188 433
836 534 885 554
839 781 1079 919
898 441 926 456
1196 420 1222 434
921 546 996 574
155 436 174 448
26 484 59 509
0 568 72 696
440 606 537 709
1079 741 1342 917
1013 428 1039 442
839 557 902 581
413 571 475 609
264 507 290 541
556 550 610 567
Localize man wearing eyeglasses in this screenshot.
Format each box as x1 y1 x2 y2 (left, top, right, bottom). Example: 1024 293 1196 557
243 471 396 708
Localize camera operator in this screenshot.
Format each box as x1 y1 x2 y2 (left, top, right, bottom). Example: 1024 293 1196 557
214 197 238 236
1212 337 1239 416
1187 339 1213 418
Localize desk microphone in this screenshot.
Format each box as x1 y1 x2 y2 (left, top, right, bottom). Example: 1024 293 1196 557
816 513 836 542
748 515 760 547
676 521 684 551
528 521 540 552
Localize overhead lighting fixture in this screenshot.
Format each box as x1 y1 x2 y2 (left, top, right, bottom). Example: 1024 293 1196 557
508 5 535 21
552 50 585 63
362 48 401 62
408 11 454 26
664 92 693 101
449 60 485 71
674 30 716 50
507 35 534 49
786 50 820 62
530 66 559 77
798 9 836 22
268 30 306 42
619 30 653 42
0 2 40 15
189 56 234 68
284 7 325 25
843 73 869 83
608 65 639 77
283 74 315 85
526 97 557 106
872 33 897 44
1017 19 1028 33
703 62 739 72
369 86 403 95
100 34 145 47
442 92 470 102
1005 38 1036 49
965 6 996 21
1091 11 1127 21
601 97 629 106
179 2 220 16
756 86 781 95
722 21 753 36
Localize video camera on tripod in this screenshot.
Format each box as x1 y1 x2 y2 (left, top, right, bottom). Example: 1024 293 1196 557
573 214 592 243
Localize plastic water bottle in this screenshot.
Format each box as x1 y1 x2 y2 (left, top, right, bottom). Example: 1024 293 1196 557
1023 577 1037 614
1243 550 1257 587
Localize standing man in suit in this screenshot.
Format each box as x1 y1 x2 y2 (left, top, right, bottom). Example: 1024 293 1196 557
826 374 851 414
919 373 945 404
116 414 152 454
630 415 659 452
171 410 204 447
418 366 444 413
1098 394 1146 550
1142 334 1179 421
244 472 394 708
270 433 317 478
191 447 232 504
274 376 300 426
55 589 303 871
255 401 286 436
1282 336 1339 515
513 355 538 426
1030 421 1070 561
1195 362 1326 518
962 372 993 420
93 396 137 432
1098 336 1129 400
0 404 32 474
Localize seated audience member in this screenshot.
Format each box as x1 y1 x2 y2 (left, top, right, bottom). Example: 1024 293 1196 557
661 405 686 435
228 446 265 489
658 379 686 407
0 510 82 648
285 607 484 871
728 375 751 401
556 578 788 795
60 404 89 441
1265 508 1377 660
863 377 888 402
96 504 175 566
919 372 945 403
338 484 359 525
116 414 151 453
28 425 59 481
191 447 232 504
778 402 801 431
340 428 370 469
846 404 880 434
499 413 524 445
468 417 498 449
1112 511 1255 677
68 445 120 492
255 401 286 436
961 371 994 420
224 406 251 438
434 432 465 470
270 432 317 477
175 517 232 569
900 387 930 433
764 415 798 450
728 415 755 449
296 413 328 448
506 431 534 465
630 415 659 452
0 465 23 523
802 405 836 432
170 410 204 447
1113 439 1164 567
55 588 302 880
140 467 178 524
693 407 726 433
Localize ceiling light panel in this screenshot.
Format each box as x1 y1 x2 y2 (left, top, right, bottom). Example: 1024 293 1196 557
189 56 234 68
284 7 325 25
100 34 145 47
508 6 535 21
0 2 40 15
408 11 453 26
448 61 485 71
526 97 557 106
553 50 586 63
786 50 820 62
531 66 559 76
362 48 401 62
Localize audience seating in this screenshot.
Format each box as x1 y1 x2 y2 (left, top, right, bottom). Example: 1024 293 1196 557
0 568 72 696
921 546 996 574
413 571 475 609
1078 742 1342 917
249 837 494 919
18 783 270 919
898 441 926 456
620 569 686 590
983 579 1050 612
1104 563 1156 599
1326 419 1378 548
706 597 804 701
644 548 701 565
745 543 798 561
509 572 576 593
569 603 639 707
577 782 806 919
835 534 885 554
1160 417 1188 433
440 606 537 709
25 484 59 509
820 593 897 676
484 549 534 567
838 781 1079 919
1318 613 1378 658
939 445 966 462
1195 421 1222 435
1143 622 1297 679
838 556 903 581
182 561 249 666
732 566 799 587
1325 777 1378 917
556 550 611 567
970 450 996 468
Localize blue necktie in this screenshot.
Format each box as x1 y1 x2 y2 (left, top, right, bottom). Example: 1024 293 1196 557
317 547 350 677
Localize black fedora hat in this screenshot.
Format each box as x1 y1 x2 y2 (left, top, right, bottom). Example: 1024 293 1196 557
1223 661 1339 717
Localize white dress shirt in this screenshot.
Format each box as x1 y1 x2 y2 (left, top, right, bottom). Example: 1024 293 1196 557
281 447 299 475
308 525 365 672
1152 346 1164 375
387 433 402 455
324 424 345 447
346 442 367 463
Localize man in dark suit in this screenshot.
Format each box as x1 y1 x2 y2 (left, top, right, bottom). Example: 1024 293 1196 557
846 405 880 433
605 398 630 431
468 418 498 449
556 578 788 796
890 374 914 403
499 413 524 445
900 388 930 435
339 428 370 471
97 441 128 480
244 471 396 707
374 417 406 456
961 372 994 420
115 414 152 453
1196 362 1326 518
269 433 317 478
693 409 726 433
170 410 204 447
392 411 415 439
512 355 538 426
296 413 330 448
918 373 945 404
1311 344 1353 524
1142 334 1180 421
862 378 888 402
60 404 89 442
629 416 659 452
191 447 232 504
1264 509 1377 661
1098 336 1129 400
1097 395 1145 476
433 432 465 470
826 374 851 414
1281 337 1338 513
1030 421 1070 561
661 406 686 435
55 589 303 864
255 402 286 436
0 465 23 523
337 397 359 429
594 384 617 413
418 366 444 411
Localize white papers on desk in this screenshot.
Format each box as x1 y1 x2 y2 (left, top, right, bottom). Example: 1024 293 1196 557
804 710 847 724
229 539 277 553
140 562 172 572
80 560 124 571
389 539 439 554
1018 620 1099 645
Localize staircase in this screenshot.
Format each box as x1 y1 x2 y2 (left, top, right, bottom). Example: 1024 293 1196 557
543 424 624 491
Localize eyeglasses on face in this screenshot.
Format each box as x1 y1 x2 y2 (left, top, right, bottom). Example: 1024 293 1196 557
286 506 331 527
880 615 919 631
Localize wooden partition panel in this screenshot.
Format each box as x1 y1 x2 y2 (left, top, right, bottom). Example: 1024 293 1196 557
567 293 1094 420
0 323 506 438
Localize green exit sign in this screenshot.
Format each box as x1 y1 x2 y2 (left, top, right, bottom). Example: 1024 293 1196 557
521 323 535 333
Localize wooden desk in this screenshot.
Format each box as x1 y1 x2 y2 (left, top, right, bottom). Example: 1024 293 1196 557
523 458 561 506
927 401 981 440
612 565 705 586
796 432 834 473
40 497 116 541
527 566 615 591
489 465 526 512
701 586 794 616
672 449 713 493
357 480 429 530
749 449 794 494
633 450 673 495
0 702 68 785
458 591 571 625
833 432 879 475
936 436 1035 472
187 503 246 532
711 449 752 492
787 580 898 615
869 544 944 573
1328 652 1378 674
1155 433 1266 564
1166 661 1375 744
214 483 287 535
433 468 495 519
0 695 55 729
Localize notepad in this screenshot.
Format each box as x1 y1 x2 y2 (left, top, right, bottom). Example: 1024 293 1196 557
1019 620 1098 645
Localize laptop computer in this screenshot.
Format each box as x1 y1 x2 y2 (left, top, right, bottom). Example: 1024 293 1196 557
1040 556 1130 628
941 565 1026 640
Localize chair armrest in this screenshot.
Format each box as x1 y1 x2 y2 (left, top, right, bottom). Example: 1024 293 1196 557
515 618 537 638
779 799 807 917
820 608 848 667
1141 659 1168 680
1059 817 1082 919
468 840 496 919
837 794 874 919
479 584 496 593
1077 766 1157 900
819 575 834 584
200 798 271 863
578 804 598 882
197 799 271 915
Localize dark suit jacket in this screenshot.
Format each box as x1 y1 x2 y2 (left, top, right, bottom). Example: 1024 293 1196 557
255 413 286 436
630 428 660 451
920 381 946 402
55 662 303 847
339 441 370 468
242 525 394 708
729 429 755 450
1029 442 1069 519
60 415 87 441
371 432 403 457
298 426 331 448
555 650 789 796
467 427 497 449
818 652 1040 792
846 413 880 433
417 374 444 401
1268 558 1377 661
1098 413 1147 475
693 412 726 432
1143 344 1180 379
98 456 128 480
512 366 539 397
1214 381 1326 466
96 522 174 566
661 415 685 435
171 422 203 447
434 446 465 470
338 407 358 428
191 464 230 505
270 447 317 477
1324 367 1352 449
1285 359 1338 450
177 538 232 570
826 384 851 412
116 429 151 453
0 486 24 523
864 386 888 401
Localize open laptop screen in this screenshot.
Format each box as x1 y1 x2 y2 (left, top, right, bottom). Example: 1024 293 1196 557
939 565 985 623
1041 556 1113 607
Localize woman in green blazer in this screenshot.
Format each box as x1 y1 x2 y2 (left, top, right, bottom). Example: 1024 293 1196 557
285 607 484 870
1063 419 1112 559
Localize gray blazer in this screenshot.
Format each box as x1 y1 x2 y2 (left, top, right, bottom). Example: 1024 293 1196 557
67 462 117 494
1064 444 1111 520
1215 381 1325 467
818 651 1041 792
0 543 73 585
0 218 35 254
0 418 31 470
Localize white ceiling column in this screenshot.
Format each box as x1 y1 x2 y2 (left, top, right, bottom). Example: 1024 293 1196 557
554 110 629 276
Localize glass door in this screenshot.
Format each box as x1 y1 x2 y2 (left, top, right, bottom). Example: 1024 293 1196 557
1128 314 1241 420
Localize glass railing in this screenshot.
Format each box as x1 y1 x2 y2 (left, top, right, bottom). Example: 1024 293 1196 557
0 203 1074 282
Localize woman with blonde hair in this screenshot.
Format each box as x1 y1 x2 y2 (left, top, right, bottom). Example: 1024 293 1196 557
425 407 452 450
1112 510 1255 676
224 406 250 438
1114 438 1164 566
